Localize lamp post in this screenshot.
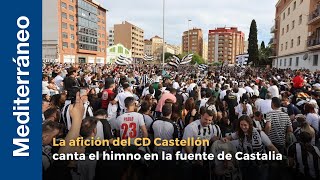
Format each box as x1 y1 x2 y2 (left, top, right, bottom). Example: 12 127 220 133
188 19 191 54
162 0 165 68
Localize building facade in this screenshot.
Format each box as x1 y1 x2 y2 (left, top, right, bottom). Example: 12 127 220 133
208 27 245 64
106 43 132 64
202 42 208 62
108 27 114 47
43 0 107 64
114 21 144 59
182 28 203 57
272 0 320 71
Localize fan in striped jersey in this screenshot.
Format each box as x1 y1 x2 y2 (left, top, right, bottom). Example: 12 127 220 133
143 54 154 61
114 55 133 66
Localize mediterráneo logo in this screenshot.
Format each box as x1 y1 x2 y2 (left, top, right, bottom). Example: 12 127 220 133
12 16 31 157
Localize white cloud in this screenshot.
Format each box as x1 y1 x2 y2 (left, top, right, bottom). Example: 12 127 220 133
99 0 277 45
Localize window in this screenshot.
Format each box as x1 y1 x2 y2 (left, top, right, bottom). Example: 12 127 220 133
62 22 67 29
314 55 319 66
292 20 295 29
71 43 75 48
299 15 302 25
286 42 288 50
281 44 283 51
63 42 68 48
69 24 74 30
291 39 294 48
297 36 301 46
284 59 287 66
62 32 68 39
69 15 74 21
289 58 292 66
283 13 285 20
293 1 296 10
62 12 67 19
288 7 290 15
282 28 284 35
280 59 282 66
287 24 289 32
69 5 74 11
296 57 299 66
61 2 67 8
70 34 74 40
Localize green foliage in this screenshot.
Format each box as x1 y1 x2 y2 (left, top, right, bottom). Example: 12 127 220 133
164 52 174 62
258 45 273 65
248 19 259 66
260 41 265 50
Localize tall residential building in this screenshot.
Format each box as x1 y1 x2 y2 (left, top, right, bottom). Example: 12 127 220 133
114 21 144 59
108 27 114 47
208 27 245 64
182 28 203 56
272 0 320 71
307 0 320 69
43 0 107 63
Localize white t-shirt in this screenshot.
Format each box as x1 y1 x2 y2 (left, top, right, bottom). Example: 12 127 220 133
115 91 133 110
306 113 320 132
187 83 197 93
152 119 177 154
199 98 209 108
172 82 180 90
182 120 221 154
254 98 263 111
116 112 145 143
107 103 118 120
259 99 273 115
235 103 253 118
54 75 64 90
268 85 279 98
238 88 247 97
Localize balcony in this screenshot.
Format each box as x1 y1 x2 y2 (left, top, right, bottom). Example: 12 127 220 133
308 6 320 25
269 38 277 45
307 37 320 50
270 25 277 33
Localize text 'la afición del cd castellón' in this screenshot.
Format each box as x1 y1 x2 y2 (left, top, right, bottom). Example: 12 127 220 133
52 137 283 161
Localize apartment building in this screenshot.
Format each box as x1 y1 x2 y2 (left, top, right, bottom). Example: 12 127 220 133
114 21 144 59
207 27 245 64
108 27 114 47
307 0 320 69
43 0 107 63
273 0 320 71
182 28 203 57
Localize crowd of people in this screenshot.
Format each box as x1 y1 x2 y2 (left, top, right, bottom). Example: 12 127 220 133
42 62 320 180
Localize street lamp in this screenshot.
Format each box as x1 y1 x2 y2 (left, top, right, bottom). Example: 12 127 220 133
162 0 165 68
188 19 192 54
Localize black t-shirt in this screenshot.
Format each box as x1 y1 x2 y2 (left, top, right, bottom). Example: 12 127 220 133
224 93 238 110
63 76 78 91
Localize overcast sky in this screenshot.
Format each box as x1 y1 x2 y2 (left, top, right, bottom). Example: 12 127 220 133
98 0 278 46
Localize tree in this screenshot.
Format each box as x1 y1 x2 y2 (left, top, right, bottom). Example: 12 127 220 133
260 41 265 50
258 45 273 65
164 52 174 62
191 53 205 64
248 19 259 66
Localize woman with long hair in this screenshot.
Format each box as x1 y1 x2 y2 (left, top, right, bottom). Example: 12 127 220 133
182 97 197 125
224 115 278 180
